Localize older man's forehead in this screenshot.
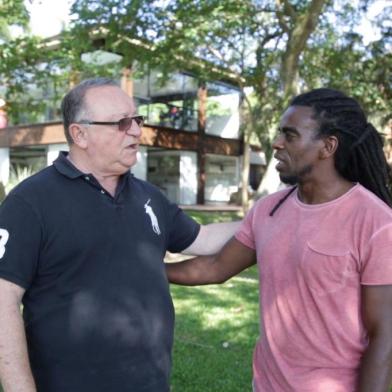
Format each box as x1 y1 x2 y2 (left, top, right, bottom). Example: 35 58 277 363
84 85 136 117
84 85 133 102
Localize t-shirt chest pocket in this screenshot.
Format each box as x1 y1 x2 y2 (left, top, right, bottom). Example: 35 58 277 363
300 241 357 296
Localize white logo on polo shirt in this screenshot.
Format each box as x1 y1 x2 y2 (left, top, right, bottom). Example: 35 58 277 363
144 199 161 235
0 228 9 259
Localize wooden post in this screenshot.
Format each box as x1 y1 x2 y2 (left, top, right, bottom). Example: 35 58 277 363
121 67 133 97
197 82 207 204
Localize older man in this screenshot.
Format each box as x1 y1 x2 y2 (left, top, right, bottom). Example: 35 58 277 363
167 88 392 392
0 78 239 392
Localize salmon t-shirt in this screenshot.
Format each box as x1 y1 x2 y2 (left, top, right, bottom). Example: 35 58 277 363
236 184 392 392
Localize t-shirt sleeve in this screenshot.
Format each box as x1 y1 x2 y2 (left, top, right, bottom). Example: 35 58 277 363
0 195 42 289
165 202 200 253
235 204 256 250
361 224 392 285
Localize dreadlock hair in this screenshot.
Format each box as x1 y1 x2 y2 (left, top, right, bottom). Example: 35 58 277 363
290 88 392 207
269 186 297 216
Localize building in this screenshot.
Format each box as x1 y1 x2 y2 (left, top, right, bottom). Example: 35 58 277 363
0 66 265 205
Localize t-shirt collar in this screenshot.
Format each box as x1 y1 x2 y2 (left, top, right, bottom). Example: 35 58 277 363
53 151 86 179
53 151 134 184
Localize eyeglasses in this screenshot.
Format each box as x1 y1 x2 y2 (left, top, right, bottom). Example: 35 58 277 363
77 115 144 132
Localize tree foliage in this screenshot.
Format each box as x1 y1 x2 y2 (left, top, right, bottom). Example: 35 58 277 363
0 0 29 41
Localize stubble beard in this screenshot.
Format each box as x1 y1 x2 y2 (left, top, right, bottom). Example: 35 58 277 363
279 174 299 185
279 164 313 185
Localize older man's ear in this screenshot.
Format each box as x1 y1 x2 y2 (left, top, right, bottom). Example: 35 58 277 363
69 124 88 148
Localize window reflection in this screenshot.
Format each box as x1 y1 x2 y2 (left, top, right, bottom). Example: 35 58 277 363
134 71 198 132
205 154 239 203
206 82 240 139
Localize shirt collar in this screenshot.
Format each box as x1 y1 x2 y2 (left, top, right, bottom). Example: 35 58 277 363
53 151 85 179
53 151 134 183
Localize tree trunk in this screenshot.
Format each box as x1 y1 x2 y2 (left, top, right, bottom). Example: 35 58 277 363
239 91 254 212
241 137 251 212
280 0 327 100
257 0 327 196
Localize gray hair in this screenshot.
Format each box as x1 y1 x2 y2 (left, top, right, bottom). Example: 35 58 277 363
61 77 119 144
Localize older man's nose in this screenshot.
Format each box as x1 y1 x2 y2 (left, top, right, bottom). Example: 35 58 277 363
126 119 142 137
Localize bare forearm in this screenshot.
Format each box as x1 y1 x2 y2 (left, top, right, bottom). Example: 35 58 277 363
183 221 241 256
0 303 36 392
166 255 224 285
167 238 256 285
358 338 392 392
198 221 241 255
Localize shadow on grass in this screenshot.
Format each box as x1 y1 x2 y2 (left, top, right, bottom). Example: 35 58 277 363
170 266 259 392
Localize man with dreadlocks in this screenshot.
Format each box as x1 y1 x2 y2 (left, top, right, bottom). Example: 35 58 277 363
166 88 392 391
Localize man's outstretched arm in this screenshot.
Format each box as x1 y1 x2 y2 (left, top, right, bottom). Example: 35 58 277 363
0 278 36 392
183 221 242 256
166 237 256 285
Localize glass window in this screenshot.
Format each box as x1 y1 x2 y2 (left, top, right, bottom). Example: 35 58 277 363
205 154 239 203
9 62 71 125
206 82 240 139
147 150 181 202
134 70 198 132
7 146 47 193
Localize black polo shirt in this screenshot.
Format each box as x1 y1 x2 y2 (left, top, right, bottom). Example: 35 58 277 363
0 152 200 392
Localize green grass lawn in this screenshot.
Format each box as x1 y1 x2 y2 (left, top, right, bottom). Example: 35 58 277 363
184 209 243 225
168 209 260 391
170 266 259 392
